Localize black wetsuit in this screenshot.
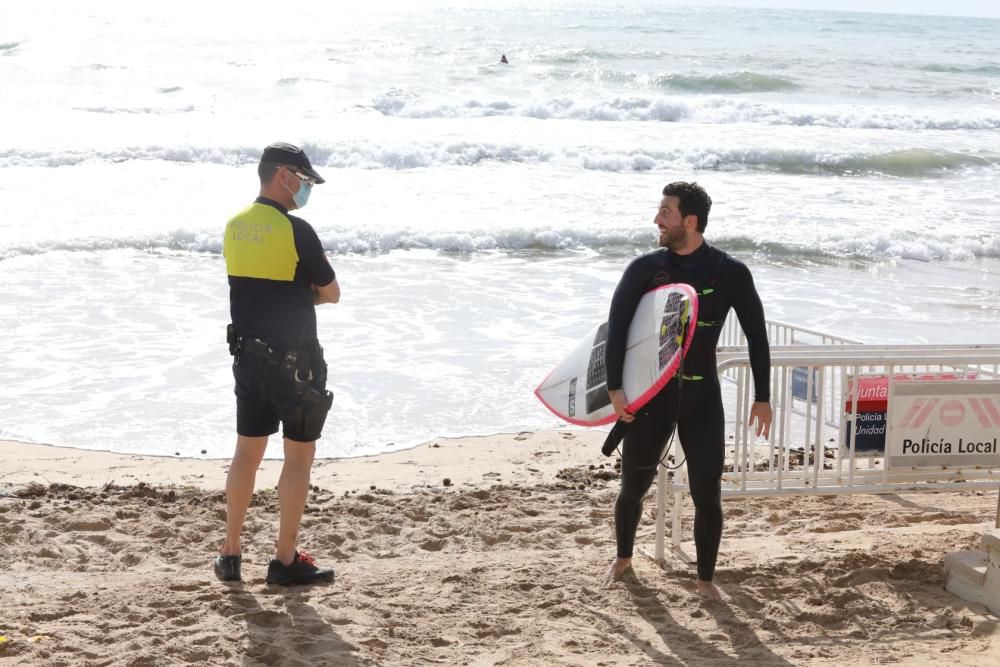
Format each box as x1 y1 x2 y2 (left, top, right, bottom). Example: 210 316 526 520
605 243 770 581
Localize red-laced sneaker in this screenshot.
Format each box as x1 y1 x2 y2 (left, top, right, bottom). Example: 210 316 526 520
265 550 335 586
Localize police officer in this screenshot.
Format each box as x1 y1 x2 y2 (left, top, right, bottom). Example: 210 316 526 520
214 142 341 585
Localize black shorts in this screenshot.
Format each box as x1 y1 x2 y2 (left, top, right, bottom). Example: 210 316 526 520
233 352 329 442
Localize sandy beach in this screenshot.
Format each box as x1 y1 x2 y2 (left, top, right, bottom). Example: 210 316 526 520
1 432 999 666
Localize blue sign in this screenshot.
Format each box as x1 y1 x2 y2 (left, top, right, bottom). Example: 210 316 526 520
845 411 886 453
792 366 819 403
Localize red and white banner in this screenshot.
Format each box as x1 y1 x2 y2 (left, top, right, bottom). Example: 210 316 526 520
888 380 1000 468
846 372 976 413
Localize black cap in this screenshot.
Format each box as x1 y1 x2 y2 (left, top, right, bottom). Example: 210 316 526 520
260 142 325 184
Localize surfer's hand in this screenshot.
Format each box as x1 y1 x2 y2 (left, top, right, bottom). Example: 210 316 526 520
748 401 772 439
609 389 634 423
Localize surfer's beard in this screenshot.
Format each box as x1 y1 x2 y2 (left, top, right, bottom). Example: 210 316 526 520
658 225 685 250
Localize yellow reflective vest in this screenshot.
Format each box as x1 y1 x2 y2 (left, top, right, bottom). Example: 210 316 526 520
223 202 299 281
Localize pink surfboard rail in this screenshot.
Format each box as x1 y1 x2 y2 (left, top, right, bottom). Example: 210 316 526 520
534 283 699 427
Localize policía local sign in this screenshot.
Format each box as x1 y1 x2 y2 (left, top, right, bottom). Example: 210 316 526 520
888 380 1000 468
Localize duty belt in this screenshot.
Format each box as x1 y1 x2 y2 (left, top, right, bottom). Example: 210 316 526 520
236 336 283 364
228 325 316 385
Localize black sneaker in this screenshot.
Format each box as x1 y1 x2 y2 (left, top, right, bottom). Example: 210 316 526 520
213 554 242 582
266 551 335 586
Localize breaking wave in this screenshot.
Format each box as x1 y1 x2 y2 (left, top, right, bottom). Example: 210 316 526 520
1 144 994 178
370 93 1000 130
3 226 998 263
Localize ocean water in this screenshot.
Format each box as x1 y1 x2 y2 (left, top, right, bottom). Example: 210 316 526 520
1 1 998 458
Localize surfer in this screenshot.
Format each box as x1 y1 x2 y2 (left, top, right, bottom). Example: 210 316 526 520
603 181 772 601
500 54 509 64
214 142 341 586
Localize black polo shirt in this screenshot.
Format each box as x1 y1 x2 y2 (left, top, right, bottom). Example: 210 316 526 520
223 197 335 350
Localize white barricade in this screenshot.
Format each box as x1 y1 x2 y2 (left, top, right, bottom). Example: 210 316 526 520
719 317 862 348
652 345 1000 564
718 320 861 424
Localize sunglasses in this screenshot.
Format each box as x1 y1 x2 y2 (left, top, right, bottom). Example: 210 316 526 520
285 166 316 186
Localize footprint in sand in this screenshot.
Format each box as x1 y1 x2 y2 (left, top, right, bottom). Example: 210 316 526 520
328 617 353 626
809 521 854 533
549 606 572 618
481 532 513 546
80 533 112 546
170 614 201 628
376 522 402 536
119 552 144 567
559 523 588 534
245 609 287 628
168 582 207 593
64 518 113 532
403 508 431 522
420 538 448 551
29 609 79 622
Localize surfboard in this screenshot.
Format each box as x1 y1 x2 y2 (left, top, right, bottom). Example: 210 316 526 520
534 283 698 427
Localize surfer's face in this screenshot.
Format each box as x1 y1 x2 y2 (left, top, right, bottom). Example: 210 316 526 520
655 196 687 249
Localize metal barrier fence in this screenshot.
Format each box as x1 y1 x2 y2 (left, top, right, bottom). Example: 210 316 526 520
719 317 863 348
653 345 1000 563
717 319 861 424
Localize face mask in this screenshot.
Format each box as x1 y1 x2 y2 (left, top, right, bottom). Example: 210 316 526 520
292 180 312 209
282 169 314 209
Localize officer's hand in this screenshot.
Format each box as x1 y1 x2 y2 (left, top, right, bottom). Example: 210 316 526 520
748 401 773 439
608 389 634 423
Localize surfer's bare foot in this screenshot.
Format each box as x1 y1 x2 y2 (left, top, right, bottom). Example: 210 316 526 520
604 557 633 581
697 580 724 601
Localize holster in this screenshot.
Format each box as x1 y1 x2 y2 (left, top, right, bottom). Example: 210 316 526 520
227 324 238 356
292 386 335 440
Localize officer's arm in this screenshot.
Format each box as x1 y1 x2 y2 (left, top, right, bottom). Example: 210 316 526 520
313 279 340 305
